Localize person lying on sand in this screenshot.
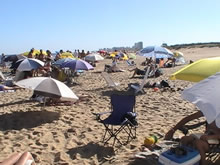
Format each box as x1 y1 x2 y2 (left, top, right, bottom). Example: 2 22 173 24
104 58 125 73
0 152 36 165
0 84 22 92
130 64 158 78
165 111 220 165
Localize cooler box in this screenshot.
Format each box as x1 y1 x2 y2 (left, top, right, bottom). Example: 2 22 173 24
159 146 201 165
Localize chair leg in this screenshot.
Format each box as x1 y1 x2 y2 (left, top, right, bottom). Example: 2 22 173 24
102 123 136 146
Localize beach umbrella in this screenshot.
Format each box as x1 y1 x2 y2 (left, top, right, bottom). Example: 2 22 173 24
173 51 185 65
137 46 173 59
61 59 94 71
110 52 128 60
182 72 220 128
17 58 44 71
173 51 184 58
15 77 78 101
4 54 26 62
60 52 74 59
170 57 220 82
85 53 104 62
54 58 75 66
127 53 136 59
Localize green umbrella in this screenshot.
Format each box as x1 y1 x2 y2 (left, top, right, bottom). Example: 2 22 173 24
127 53 136 59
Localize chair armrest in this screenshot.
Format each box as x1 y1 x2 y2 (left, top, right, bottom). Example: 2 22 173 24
92 111 112 121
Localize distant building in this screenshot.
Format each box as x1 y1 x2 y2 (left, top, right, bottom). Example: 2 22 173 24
99 41 143 53
133 42 143 51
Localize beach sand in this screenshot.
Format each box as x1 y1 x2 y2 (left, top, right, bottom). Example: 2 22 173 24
0 47 220 165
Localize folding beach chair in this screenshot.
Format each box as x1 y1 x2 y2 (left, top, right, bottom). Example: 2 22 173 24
95 94 137 146
130 66 150 94
101 72 120 89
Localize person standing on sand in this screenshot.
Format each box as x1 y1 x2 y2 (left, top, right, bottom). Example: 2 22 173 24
28 48 34 58
1 53 6 70
74 50 78 58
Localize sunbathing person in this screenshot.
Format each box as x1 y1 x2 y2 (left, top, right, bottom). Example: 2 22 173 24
164 111 220 165
0 84 22 92
104 58 124 73
130 64 157 78
0 152 35 165
141 57 153 66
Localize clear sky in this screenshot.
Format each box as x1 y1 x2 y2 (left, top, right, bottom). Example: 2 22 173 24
1 0 220 54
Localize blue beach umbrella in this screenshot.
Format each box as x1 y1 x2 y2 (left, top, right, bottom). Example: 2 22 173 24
54 58 75 66
137 46 173 59
17 58 44 71
61 59 93 71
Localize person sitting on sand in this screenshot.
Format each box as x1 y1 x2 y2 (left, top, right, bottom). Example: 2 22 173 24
0 152 35 165
104 57 124 73
164 57 176 68
141 57 153 66
164 111 220 165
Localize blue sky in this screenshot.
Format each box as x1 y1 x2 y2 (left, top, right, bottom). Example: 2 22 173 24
1 0 220 54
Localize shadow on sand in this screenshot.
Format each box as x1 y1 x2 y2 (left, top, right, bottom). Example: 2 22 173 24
67 142 115 164
0 100 34 108
0 110 60 131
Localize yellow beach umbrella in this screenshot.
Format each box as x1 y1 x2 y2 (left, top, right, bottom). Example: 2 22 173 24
109 52 128 60
60 52 74 59
23 49 47 56
170 57 220 82
110 53 116 58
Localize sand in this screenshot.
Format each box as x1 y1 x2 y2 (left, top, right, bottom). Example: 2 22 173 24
0 47 220 165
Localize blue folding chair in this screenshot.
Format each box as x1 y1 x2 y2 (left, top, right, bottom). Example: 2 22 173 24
95 94 137 146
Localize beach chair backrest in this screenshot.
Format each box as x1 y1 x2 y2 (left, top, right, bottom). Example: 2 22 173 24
101 72 117 87
103 94 136 124
0 71 6 81
138 67 150 91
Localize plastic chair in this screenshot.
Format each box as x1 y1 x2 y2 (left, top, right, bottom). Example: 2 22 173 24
101 72 120 89
130 67 150 94
95 94 137 146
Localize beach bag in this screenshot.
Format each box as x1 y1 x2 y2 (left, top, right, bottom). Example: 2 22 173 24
122 112 138 126
160 80 170 88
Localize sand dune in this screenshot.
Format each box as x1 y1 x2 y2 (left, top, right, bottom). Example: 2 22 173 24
0 47 220 164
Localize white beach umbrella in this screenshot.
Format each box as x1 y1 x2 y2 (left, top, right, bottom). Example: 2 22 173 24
85 53 104 62
15 77 78 101
182 72 220 127
17 58 44 71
